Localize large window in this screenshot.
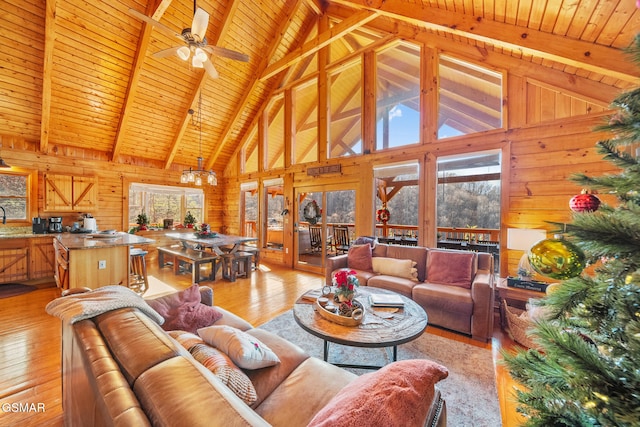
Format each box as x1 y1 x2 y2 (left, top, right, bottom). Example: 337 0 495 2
376 42 421 150
264 178 284 250
374 162 419 237
436 151 501 229
266 95 285 170
129 183 204 228
329 58 362 158
438 55 503 139
293 78 318 164
0 170 32 223
241 181 258 238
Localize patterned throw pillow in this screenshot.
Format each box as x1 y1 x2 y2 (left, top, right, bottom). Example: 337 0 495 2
189 343 258 406
197 325 280 370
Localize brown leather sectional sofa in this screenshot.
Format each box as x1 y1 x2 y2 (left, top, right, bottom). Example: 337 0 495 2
326 244 495 342
59 286 447 426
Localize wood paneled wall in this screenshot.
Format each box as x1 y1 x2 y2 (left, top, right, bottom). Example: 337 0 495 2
1 138 224 233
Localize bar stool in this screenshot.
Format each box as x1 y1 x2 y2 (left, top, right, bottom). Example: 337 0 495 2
129 248 149 295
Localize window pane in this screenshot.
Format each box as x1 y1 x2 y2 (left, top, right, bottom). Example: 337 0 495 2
241 182 258 238
243 126 258 174
294 78 318 164
374 163 419 237
128 184 204 228
376 42 421 150
326 190 355 225
329 59 362 158
438 55 503 139
0 173 28 220
266 95 285 170
265 180 284 250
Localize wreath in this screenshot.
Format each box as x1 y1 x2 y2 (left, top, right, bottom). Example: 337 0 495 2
303 200 321 224
376 206 390 223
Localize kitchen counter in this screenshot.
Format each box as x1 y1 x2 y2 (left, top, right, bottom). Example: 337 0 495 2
55 232 154 249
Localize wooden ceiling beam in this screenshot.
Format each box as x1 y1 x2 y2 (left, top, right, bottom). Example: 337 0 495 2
39 0 57 153
112 0 172 162
328 0 637 83
206 0 307 171
260 9 379 81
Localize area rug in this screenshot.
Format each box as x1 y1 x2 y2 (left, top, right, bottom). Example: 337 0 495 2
259 311 502 427
0 283 37 299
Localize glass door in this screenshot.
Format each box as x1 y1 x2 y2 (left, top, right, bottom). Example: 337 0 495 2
294 185 356 274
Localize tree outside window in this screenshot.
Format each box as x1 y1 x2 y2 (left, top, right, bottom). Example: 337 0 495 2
0 171 29 221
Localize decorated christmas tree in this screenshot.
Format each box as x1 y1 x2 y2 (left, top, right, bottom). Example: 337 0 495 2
503 34 640 426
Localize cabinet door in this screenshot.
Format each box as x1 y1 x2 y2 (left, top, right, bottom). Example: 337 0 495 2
53 239 69 289
44 174 73 211
73 176 97 210
0 247 29 283
30 237 56 280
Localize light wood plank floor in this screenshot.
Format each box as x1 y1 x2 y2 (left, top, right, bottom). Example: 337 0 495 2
0 258 525 426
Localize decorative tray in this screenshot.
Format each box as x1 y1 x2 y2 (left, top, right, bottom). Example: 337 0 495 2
315 295 365 327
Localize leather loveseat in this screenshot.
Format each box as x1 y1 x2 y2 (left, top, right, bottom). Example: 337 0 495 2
326 243 495 342
55 286 447 426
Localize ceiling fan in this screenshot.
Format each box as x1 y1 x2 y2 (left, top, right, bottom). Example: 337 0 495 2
128 1 249 79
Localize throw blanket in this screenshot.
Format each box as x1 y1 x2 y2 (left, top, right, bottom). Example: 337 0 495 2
45 285 164 325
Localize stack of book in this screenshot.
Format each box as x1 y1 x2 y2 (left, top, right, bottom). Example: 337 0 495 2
369 293 405 308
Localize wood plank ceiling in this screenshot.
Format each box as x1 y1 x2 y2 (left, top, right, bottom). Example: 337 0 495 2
1 0 638 175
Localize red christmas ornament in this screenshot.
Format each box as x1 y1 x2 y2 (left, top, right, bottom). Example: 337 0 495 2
569 190 600 213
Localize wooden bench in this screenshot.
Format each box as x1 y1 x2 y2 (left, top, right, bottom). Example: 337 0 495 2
157 246 219 284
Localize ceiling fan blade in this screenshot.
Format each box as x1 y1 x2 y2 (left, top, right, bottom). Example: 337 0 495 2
203 45 250 62
128 8 182 41
191 7 210 42
152 46 182 59
203 59 219 79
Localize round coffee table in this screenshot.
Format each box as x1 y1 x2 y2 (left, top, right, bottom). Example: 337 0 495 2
293 287 428 369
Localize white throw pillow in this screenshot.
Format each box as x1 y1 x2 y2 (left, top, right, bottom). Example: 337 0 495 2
197 325 280 370
371 257 418 281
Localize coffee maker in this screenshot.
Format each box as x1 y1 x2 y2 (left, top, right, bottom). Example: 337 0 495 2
48 217 63 233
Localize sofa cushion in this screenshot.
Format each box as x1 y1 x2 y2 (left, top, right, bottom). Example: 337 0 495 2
190 343 258 405
384 245 428 281
367 275 418 298
371 257 417 281
347 244 373 271
427 250 477 288
198 325 280 370
147 284 223 333
307 359 448 427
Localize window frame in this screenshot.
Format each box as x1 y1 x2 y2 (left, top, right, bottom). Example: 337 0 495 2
0 168 37 226
128 182 205 229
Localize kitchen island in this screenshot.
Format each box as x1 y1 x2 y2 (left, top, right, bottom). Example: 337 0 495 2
54 232 154 290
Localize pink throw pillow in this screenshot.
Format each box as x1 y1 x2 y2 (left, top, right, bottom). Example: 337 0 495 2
308 359 448 427
347 244 373 271
427 250 477 288
147 284 222 333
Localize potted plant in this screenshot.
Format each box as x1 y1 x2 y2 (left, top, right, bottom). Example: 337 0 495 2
136 212 149 231
184 211 196 228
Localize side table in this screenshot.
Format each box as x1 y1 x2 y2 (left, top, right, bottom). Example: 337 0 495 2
495 278 546 329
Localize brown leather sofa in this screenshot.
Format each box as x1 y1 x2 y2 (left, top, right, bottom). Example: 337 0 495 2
326 244 495 342
60 286 446 426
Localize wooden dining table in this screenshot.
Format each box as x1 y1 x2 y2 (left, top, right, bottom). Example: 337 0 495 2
165 232 258 255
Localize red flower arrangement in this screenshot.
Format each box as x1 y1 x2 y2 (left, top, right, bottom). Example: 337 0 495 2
332 268 359 306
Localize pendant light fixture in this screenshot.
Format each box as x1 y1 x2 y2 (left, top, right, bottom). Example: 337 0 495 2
180 92 217 186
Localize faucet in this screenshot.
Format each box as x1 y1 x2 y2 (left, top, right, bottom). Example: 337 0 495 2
1 206 5 224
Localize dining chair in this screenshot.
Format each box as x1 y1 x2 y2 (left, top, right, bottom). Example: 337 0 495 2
333 226 351 254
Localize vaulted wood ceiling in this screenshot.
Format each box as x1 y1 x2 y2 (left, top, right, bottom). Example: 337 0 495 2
1 0 638 176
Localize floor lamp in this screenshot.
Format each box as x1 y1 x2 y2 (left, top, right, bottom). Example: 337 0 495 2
507 228 547 280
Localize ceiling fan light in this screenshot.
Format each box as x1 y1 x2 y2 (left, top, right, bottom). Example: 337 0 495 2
194 47 208 62
192 55 204 68
177 46 190 61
